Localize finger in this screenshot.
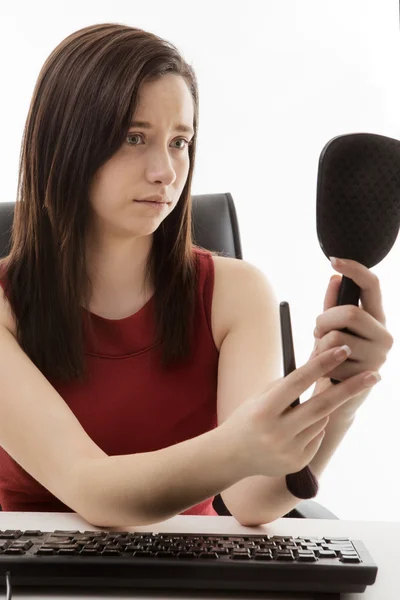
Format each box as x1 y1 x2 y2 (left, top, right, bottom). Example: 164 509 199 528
320 358 377 382
323 274 342 312
295 415 329 449
302 428 326 461
287 369 381 435
316 306 387 343
315 344 386 381
269 345 352 413
313 328 363 360
329 258 386 325
312 329 388 370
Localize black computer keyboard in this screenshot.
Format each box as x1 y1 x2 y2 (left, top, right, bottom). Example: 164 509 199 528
0 528 377 597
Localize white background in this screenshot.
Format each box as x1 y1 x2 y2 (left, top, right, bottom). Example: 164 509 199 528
0 0 399 521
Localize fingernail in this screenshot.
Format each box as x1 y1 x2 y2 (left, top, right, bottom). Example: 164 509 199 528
330 257 344 266
333 345 351 360
363 372 381 387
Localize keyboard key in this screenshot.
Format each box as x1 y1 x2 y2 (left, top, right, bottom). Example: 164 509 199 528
231 553 251 560
101 549 121 556
48 536 74 543
276 552 295 561
340 555 361 563
254 552 273 561
0 530 22 539
58 549 79 556
297 554 318 562
10 541 33 550
318 550 338 558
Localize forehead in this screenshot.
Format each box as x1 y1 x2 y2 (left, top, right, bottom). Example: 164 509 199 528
133 74 194 131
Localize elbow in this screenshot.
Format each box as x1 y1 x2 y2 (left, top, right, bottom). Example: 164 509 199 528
232 512 275 527
81 513 128 530
71 501 137 530
220 500 268 527
59 459 124 527
222 497 281 527
232 516 262 527
71 491 142 529
81 508 155 529
60 460 130 528
69 488 162 530
82 509 167 530
65 459 173 529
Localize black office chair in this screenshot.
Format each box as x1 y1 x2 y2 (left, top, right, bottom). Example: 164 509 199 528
0 195 338 520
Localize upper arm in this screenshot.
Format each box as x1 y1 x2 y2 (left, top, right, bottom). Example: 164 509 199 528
0 287 106 516
216 259 282 426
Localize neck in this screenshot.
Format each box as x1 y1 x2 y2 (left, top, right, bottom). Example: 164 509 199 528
85 232 154 300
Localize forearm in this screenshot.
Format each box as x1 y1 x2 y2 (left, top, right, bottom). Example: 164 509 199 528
221 416 355 526
308 414 355 478
75 425 246 527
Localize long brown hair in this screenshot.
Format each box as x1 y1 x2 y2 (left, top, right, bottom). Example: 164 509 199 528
0 23 218 382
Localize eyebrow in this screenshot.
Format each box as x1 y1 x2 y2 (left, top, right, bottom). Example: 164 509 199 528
130 120 194 135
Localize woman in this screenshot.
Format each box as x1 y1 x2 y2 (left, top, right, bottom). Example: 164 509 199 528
0 23 392 527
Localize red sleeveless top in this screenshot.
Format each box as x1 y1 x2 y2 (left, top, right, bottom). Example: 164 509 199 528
0 248 220 516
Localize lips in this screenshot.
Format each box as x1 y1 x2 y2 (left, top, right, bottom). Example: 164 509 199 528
135 194 168 203
134 200 169 205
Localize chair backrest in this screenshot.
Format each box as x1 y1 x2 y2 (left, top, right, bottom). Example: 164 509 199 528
0 193 243 260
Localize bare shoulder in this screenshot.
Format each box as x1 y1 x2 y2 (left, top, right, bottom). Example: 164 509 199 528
210 254 277 350
0 284 17 336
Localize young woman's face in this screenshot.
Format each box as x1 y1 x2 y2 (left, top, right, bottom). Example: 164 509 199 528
88 73 195 240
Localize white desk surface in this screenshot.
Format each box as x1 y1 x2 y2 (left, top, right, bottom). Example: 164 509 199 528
0 512 396 600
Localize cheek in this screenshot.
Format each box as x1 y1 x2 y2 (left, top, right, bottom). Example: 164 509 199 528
90 165 129 212
178 158 190 183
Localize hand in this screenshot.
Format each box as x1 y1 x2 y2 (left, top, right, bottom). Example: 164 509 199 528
310 257 394 420
222 345 381 480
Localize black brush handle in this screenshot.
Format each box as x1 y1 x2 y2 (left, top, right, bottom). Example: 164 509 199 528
330 275 361 385
280 301 319 499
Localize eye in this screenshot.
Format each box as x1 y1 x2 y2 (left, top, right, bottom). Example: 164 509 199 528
126 133 193 151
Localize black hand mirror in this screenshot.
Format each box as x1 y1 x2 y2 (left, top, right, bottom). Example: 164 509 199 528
316 132 400 384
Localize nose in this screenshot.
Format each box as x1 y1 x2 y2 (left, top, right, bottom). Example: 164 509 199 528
146 149 177 186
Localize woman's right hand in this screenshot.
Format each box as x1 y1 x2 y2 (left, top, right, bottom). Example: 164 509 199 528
221 345 380 479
